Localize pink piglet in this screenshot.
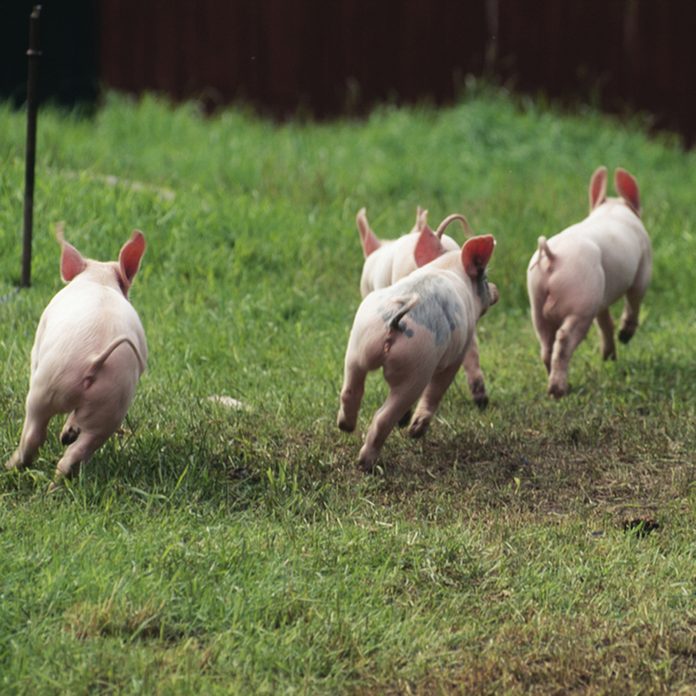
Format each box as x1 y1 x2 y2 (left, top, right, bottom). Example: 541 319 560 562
527 166 652 397
5 225 148 488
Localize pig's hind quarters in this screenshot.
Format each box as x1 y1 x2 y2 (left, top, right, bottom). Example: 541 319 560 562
52 391 131 483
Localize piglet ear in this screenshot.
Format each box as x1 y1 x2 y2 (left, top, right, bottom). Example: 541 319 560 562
414 206 428 232
119 230 146 288
614 168 641 215
56 223 87 282
356 208 380 258
588 166 608 211
461 234 495 279
414 224 444 267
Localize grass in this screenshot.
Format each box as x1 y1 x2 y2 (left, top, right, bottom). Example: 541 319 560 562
1 87 695 693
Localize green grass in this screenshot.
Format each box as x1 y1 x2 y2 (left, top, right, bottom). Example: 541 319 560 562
1 88 695 693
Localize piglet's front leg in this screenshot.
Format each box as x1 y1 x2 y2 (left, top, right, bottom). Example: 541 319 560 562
461 335 488 409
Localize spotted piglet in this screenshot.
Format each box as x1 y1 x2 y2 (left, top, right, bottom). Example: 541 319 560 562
4 226 148 488
526 166 652 397
356 207 491 408
338 235 498 471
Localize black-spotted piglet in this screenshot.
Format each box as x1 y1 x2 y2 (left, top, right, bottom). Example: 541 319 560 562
338 235 498 471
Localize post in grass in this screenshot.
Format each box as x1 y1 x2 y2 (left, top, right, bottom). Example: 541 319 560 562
22 5 42 288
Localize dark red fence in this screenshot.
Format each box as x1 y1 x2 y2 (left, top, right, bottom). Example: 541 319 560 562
98 0 488 117
5 2 695 144
493 0 696 144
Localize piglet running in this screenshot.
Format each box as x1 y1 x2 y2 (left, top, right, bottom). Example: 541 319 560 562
526 166 652 397
338 234 498 471
4 226 148 488
356 207 491 408
356 206 470 296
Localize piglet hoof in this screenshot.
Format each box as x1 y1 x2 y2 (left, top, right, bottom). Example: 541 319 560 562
337 412 355 433
602 343 617 361
470 378 488 410
408 416 430 439
50 463 76 492
4 452 23 471
474 394 489 410
618 328 634 344
548 383 568 399
398 409 413 428
358 448 379 474
619 319 638 344
358 460 376 474
60 426 80 446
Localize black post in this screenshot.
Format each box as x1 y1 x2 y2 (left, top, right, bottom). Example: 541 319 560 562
21 5 42 288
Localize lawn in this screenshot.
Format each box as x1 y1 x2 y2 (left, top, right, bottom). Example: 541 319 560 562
1 89 695 693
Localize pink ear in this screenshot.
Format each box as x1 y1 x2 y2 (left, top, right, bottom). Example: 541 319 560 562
589 166 608 211
461 235 495 278
414 224 444 267
356 208 380 258
614 168 640 214
119 230 146 287
60 241 87 282
415 206 428 232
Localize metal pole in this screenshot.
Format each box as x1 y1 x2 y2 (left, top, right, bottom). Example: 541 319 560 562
21 5 42 288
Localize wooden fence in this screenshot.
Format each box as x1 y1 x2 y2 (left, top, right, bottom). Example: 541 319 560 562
97 0 487 116
3 1 695 144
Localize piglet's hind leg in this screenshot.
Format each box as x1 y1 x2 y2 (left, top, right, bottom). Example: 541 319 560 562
409 362 460 439
337 361 367 433
358 377 429 472
548 315 593 398
4 395 52 471
596 309 616 360
619 256 651 344
51 429 110 489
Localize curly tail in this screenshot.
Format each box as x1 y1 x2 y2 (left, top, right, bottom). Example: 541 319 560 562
388 294 420 331
83 336 146 388
435 213 473 240
537 236 556 264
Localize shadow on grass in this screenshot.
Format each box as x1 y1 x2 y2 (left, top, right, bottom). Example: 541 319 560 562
2 381 694 523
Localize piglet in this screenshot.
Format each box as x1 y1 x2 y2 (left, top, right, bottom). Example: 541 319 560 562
356 206 469 296
338 235 498 471
356 207 491 408
527 166 652 397
4 225 148 487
